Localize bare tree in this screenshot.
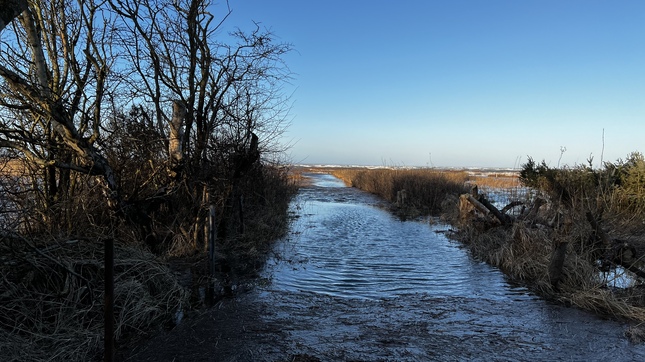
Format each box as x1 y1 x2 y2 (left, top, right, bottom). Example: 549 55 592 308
1 0 293 244
0 0 127 219
108 0 292 169
104 0 293 245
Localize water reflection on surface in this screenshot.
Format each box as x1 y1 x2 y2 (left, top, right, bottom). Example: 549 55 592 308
255 173 645 361
266 173 532 301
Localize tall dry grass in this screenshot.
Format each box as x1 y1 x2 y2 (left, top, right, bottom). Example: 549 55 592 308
330 168 469 217
0 159 298 361
0 237 188 361
467 172 521 189
457 213 645 322
452 154 645 322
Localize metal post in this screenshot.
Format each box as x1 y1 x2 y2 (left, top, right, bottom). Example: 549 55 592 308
205 204 216 305
237 194 244 235
104 238 114 362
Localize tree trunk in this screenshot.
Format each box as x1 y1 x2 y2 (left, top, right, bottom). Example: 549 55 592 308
169 100 186 176
548 241 568 288
478 196 512 225
461 194 490 216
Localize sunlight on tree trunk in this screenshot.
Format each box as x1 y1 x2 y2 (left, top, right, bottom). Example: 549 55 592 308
169 100 186 177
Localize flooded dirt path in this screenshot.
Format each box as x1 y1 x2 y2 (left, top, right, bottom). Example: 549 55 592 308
128 173 645 361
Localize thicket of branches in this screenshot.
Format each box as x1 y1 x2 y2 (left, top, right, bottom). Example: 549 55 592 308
0 0 294 246
0 0 297 359
455 152 645 322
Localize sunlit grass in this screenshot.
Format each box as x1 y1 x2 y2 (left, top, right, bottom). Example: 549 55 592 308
326 167 469 217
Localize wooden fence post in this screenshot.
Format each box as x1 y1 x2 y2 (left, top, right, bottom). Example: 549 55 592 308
104 238 114 362
238 194 244 234
209 204 216 276
548 240 568 288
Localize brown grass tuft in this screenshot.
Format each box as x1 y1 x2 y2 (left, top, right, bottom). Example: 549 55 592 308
0 237 188 361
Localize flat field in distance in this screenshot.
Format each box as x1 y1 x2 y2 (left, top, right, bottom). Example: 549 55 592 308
292 165 521 191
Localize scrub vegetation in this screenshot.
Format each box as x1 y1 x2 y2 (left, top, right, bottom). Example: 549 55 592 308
0 1 296 360
328 155 645 329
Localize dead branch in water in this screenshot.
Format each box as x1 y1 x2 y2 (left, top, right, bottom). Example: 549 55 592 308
460 194 490 216
459 189 513 226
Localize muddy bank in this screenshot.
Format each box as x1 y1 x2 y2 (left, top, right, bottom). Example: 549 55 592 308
127 288 644 361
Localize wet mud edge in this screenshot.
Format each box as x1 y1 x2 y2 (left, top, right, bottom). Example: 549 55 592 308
123 288 644 362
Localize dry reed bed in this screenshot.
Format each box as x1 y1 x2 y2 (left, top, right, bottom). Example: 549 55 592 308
331 168 470 217
462 218 645 322
0 236 188 361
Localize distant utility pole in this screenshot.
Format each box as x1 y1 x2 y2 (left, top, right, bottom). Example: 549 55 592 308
600 128 605 166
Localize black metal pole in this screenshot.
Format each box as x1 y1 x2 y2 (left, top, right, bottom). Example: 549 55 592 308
104 239 114 362
206 204 216 305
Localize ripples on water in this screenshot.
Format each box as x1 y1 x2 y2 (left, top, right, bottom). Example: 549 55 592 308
265 173 533 301
254 173 645 361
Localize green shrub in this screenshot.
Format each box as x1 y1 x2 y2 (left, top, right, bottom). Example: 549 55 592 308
519 152 645 219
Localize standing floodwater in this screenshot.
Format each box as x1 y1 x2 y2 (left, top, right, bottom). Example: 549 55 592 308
128 173 645 361
267 173 526 300
253 173 645 361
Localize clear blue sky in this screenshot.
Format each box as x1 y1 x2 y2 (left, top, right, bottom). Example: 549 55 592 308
221 0 645 168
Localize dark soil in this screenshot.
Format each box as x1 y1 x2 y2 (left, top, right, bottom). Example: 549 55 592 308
122 292 275 362
123 287 645 362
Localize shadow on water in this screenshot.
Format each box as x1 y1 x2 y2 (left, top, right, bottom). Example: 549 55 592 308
251 172 645 361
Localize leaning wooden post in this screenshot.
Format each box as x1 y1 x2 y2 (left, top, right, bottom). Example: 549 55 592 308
549 214 572 289
104 238 114 362
461 194 490 216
